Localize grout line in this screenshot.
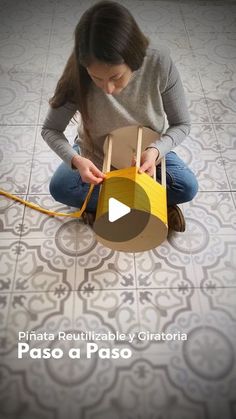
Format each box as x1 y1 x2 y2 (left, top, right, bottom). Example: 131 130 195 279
25 0 59 198
180 5 216 127
0 124 44 127
6 1 60 302
197 190 236 193
179 3 192 49
2 285 236 295
230 191 236 210
5 235 26 336
210 122 234 194
186 190 236 193
134 253 141 327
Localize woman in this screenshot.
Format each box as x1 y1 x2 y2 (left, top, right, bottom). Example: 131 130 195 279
41 0 198 232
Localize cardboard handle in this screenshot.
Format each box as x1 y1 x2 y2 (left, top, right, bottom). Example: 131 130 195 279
103 134 113 173
136 126 143 168
136 126 157 182
161 157 166 187
103 127 165 187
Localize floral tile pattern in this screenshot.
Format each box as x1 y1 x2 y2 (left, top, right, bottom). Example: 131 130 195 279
12 238 76 293
188 32 236 124
0 1 236 419
0 197 25 239
0 71 42 125
28 154 61 194
0 239 21 293
0 32 48 74
76 250 135 291
181 3 236 33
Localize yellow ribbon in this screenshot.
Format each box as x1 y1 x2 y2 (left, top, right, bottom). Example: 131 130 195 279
0 184 95 218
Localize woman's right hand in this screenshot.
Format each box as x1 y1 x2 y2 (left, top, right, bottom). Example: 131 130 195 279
71 155 105 185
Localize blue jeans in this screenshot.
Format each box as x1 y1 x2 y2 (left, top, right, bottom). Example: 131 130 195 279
49 145 198 211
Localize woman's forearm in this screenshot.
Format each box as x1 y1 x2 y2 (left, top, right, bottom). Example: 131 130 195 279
41 102 78 167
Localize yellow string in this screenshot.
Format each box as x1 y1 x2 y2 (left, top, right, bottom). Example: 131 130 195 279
0 184 95 218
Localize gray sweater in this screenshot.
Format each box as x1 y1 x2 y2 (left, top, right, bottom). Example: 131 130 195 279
41 47 191 170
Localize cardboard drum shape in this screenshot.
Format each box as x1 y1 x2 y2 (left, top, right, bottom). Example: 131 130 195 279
93 126 168 252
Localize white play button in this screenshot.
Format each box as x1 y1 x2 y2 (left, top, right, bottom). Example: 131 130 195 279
108 197 131 222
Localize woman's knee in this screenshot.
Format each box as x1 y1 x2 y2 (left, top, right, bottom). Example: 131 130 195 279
49 161 81 204
49 175 62 201
182 170 199 202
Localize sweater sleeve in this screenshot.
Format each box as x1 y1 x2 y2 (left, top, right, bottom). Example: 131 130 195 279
41 102 79 168
148 52 191 159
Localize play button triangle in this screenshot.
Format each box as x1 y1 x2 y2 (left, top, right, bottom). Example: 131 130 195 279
108 197 131 222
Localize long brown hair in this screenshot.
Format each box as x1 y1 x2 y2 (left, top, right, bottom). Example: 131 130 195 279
49 1 149 146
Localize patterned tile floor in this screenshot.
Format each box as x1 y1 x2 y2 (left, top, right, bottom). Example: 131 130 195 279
0 0 236 418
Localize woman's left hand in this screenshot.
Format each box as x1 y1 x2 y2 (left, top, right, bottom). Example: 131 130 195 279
131 148 159 177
